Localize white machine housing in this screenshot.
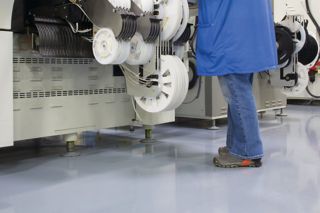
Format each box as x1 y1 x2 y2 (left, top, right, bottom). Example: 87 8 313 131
176 74 287 122
0 0 15 147
0 0 184 148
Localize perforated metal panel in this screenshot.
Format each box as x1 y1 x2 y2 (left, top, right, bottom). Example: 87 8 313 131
13 42 135 141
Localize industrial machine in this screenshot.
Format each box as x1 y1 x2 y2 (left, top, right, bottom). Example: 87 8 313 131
177 1 290 127
0 0 191 148
176 65 287 127
177 0 320 126
273 0 320 100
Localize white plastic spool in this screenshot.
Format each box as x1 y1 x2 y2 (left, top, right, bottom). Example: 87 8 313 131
293 24 307 54
108 0 131 10
134 55 189 113
126 32 155 65
93 28 131 65
164 56 182 111
173 0 189 42
92 28 120 65
172 56 189 109
113 41 131 64
132 0 154 13
161 0 183 41
135 55 177 113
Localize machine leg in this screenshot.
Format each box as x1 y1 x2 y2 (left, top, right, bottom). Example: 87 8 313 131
96 130 101 143
276 108 288 117
140 125 157 144
208 120 220 130
259 112 265 119
61 133 80 157
129 125 135 132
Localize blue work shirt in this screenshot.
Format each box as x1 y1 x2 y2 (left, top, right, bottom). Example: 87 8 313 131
196 0 278 76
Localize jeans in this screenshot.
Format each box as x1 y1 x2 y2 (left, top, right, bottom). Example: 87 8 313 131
218 73 263 159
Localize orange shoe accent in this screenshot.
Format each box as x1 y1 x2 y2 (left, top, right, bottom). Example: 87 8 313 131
241 160 252 167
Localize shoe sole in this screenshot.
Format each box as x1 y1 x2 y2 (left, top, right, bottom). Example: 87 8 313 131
213 158 262 168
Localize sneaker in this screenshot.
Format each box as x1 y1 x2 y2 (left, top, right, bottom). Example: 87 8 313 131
213 153 262 168
218 146 229 156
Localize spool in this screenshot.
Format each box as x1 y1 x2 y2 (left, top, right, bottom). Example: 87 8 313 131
160 0 183 41
126 32 155 65
172 0 189 42
113 41 131 64
132 0 154 13
275 25 294 65
134 55 189 113
298 33 319 68
93 28 131 65
294 24 307 54
164 56 183 111
109 0 131 10
92 28 120 65
188 57 198 90
168 56 189 110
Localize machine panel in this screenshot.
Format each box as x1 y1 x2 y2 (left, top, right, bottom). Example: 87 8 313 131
0 0 14 30
0 32 13 147
12 35 135 141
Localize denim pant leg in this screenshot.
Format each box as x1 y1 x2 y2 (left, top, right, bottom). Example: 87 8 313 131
218 74 263 159
226 106 233 150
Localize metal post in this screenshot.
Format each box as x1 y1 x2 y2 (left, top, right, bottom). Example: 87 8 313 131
140 125 157 143
66 141 76 153
276 108 288 117
208 120 220 130
61 133 80 157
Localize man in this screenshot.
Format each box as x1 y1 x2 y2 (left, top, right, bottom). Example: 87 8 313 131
196 0 278 168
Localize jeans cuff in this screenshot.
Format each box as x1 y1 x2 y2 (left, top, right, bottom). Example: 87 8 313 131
230 151 264 160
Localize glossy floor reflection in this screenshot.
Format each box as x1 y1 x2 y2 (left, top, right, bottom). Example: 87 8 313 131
1 104 320 213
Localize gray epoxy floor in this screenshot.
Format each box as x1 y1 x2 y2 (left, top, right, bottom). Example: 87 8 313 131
1 104 320 213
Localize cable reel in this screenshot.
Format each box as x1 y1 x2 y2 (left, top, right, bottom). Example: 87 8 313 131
275 25 295 66
134 55 189 113
108 0 131 10
188 57 199 90
294 24 307 54
298 32 320 68
93 28 131 65
126 32 155 65
132 0 154 13
164 0 190 59
280 19 309 53
160 0 183 41
172 0 189 42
